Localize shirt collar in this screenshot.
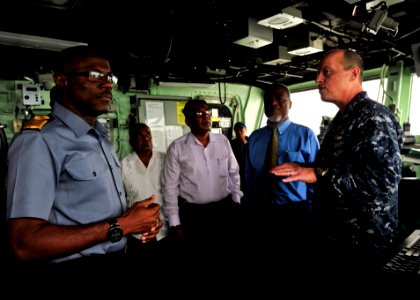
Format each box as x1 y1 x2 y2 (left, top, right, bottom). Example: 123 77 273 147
268 118 291 133
52 102 108 138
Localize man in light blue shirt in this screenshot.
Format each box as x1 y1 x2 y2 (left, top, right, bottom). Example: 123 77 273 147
245 83 319 206
6 46 161 272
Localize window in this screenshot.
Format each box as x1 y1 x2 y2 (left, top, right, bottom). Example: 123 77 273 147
260 79 383 136
409 75 420 135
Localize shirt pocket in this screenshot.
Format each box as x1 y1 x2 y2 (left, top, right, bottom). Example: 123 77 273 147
65 154 107 181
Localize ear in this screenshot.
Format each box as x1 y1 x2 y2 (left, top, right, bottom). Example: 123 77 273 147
54 74 67 89
185 118 191 127
289 100 292 109
351 67 360 81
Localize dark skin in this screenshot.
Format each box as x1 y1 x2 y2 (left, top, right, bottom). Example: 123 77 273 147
8 55 161 262
264 85 292 124
185 102 212 146
133 126 153 167
234 126 248 144
172 102 212 241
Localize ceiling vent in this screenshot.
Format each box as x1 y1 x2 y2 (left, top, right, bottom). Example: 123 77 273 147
287 32 323 56
257 7 305 30
233 18 273 49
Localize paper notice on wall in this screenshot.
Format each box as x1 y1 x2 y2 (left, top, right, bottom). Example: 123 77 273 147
166 125 184 148
145 101 165 127
150 126 166 153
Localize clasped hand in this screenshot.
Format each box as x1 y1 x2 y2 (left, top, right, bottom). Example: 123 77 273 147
122 194 162 243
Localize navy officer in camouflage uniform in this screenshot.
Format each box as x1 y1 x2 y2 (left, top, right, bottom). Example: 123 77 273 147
271 49 403 282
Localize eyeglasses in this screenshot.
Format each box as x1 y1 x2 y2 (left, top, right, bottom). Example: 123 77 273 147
195 110 212 117
66 71 118 84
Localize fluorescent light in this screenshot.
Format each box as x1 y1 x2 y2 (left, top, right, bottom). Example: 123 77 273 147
0 31 87 51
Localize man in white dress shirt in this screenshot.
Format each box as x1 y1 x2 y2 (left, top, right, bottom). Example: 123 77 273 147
161 99 243 267
121 122 168 259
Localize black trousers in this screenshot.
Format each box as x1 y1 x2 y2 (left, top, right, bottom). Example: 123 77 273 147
178 195 241 264
240 200 311 271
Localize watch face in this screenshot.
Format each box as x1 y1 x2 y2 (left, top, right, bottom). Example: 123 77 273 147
317 168 328 177
108 226 123 243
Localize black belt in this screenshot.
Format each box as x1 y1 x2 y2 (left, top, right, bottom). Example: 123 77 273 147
178 194 233 207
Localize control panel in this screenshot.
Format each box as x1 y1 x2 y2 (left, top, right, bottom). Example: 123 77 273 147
22 83 43 105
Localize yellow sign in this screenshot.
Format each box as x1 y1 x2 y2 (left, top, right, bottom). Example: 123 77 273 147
177 102 186 125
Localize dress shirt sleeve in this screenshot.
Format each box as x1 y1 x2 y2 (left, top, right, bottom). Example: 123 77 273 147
305 129 320 202
120 156 134 207
161 142 182 227
7 132 56 220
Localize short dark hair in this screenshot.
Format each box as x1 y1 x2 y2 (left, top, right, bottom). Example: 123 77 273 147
234 122 246 130
342 49 364 82
182 99 208 120
53 45 110 74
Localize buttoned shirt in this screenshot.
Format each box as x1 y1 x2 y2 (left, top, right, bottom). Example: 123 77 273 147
7 102 127 262
314 91 403 254
121 150 168 241
245 118 319 205
161 132 243 227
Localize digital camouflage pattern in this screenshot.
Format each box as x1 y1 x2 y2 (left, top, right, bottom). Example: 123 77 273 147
314 91 403 258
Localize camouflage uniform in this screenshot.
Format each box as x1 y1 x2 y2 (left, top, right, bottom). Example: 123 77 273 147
313 91 403 274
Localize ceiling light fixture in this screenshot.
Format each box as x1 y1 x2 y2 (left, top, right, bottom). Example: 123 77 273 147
257 7 305 30
262 46 294 65
233 18 273 49
287 32 323 56
0 31 87 51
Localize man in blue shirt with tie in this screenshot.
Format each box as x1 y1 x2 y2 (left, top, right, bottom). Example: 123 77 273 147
243 83 319 271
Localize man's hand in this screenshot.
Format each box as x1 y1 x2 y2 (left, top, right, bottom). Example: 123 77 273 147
270 162 317 184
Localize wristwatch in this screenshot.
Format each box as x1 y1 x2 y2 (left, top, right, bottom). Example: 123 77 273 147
107 217 123 243
316 167 328 178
